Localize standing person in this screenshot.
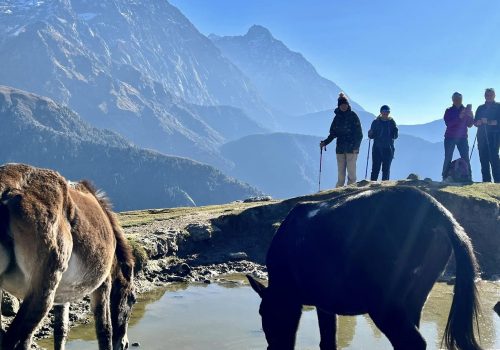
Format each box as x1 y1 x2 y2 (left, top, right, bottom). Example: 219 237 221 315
441 92 474 182
368 105 398 181
475 88 500 183
320 93 363 187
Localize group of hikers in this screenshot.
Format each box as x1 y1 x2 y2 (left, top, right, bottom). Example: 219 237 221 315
320 89 500 186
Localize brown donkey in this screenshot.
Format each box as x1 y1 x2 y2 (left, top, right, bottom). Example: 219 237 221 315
0 163 136 350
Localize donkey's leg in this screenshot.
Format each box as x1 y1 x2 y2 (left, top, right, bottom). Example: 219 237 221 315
3 265 66 350
92 276 113 350
54 303 70 350
317 308 337 350
369 306 426 350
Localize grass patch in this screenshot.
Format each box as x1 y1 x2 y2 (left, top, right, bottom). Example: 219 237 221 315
439 183 500 203
127 237 149 274
118 202 274 228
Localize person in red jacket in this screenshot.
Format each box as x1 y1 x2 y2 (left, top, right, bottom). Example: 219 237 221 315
442 92 474 181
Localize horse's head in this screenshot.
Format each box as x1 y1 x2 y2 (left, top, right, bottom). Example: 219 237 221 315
111 265 136 350
247 275 302 350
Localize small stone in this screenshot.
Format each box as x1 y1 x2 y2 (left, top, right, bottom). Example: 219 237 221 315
186 223 213 242
407 173 420 180
131 342 141 347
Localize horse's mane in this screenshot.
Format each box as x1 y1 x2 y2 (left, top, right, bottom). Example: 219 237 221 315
78 180 135 281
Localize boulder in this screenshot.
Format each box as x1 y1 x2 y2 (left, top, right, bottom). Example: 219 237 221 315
2 292 20 317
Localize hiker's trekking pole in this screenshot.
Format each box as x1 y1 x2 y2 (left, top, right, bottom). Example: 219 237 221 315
318 145 326 192
365 139 371 180
470 133 477 160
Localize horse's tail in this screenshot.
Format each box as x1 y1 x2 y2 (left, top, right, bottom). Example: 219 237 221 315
79 181 135 282
442 214 482 350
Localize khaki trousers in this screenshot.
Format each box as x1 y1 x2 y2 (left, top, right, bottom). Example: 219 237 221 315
336 153 358 187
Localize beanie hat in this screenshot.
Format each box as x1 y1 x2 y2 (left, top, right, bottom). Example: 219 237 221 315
380 105 391 113
337 92 349 107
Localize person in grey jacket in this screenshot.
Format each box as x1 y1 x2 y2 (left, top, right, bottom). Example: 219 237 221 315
368 105 398 181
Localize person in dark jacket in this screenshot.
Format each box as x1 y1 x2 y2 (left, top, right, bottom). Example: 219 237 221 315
368 105 398 181
320 93 363 187
442 92 474 182
474 88 500 183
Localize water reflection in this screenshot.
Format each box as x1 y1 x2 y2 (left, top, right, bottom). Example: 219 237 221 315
37 279 500 350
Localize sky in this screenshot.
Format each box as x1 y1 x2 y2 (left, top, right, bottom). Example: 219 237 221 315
169 0 500 124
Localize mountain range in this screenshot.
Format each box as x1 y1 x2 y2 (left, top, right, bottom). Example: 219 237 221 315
0 0 473 206
210 25 364 116
0 0 273 169
0 85 259 210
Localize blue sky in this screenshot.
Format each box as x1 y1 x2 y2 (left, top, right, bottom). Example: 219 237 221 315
170 0 500 124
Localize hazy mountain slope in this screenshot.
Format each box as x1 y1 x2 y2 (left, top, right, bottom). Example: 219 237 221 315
0 86 260 210
399 119 446 143
0 0 274 168
279 109 375 137
211 25 364 116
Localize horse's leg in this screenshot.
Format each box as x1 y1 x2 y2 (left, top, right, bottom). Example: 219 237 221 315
317 308 337 350
369 306 426 350
54 303 70 350
92 276 113 350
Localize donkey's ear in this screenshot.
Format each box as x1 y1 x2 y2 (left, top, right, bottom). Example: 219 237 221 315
247 274 267 298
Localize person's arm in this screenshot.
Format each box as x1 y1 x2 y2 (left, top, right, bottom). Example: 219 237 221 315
443 108 451 126
474 106 482 126
466 110 474 128
368 120 376 139
321 119 337 146
444 108 460 127
352 113 363 151
392 120 399 139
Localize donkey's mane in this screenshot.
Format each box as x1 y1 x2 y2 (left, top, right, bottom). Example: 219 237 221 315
77 180 135 281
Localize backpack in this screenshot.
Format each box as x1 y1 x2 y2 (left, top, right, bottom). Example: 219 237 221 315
448 158 471 182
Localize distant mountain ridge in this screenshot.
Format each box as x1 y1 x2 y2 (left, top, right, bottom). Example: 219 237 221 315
0 0 272 168
0 85 260 210
210 25 364 116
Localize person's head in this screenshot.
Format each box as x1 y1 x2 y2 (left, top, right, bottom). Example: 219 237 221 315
337 92 350 112
452 92 463 107
380 105 391 118
485 88 495 103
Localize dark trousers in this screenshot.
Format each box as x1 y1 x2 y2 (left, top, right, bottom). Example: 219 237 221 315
477 131 500 183
371 146 393 181
442 137 470 179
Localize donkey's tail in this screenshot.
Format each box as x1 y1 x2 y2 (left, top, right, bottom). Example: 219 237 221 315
443 217 482 350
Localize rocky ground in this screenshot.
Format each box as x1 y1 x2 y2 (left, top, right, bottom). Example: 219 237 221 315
2 180 498 348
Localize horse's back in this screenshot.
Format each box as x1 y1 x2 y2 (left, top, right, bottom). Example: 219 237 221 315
267 187 454 312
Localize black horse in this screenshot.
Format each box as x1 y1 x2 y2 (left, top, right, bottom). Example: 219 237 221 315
248 187 481 350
